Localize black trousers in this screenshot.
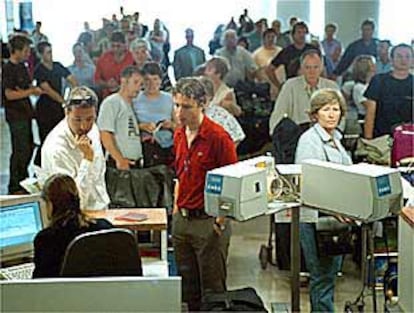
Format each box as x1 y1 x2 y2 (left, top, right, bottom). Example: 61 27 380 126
172 212 231 311
8 120 34 193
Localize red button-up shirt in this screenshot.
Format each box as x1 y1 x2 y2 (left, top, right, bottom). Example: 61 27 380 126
174 116 238 210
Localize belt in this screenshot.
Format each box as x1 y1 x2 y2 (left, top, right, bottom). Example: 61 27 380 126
107 156 144 169
179 208 209 219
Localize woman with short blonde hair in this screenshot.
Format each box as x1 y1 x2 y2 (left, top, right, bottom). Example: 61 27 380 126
295 88 352 312
309 88 347 118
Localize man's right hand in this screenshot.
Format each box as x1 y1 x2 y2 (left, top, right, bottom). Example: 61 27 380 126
75 135 94 161
116 158 136 170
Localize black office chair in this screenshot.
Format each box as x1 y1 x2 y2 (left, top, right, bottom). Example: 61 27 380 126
60 228 143 277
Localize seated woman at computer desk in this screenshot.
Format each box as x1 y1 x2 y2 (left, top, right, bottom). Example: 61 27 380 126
32 174 112 278
295 88 353 312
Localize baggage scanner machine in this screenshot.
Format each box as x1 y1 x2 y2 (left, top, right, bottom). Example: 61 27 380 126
301 160 403 221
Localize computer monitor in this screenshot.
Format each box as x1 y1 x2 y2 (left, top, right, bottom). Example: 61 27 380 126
1 276 182 312
0 194 48 263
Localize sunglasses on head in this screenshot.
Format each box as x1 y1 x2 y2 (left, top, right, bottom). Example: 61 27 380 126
64 96 95 108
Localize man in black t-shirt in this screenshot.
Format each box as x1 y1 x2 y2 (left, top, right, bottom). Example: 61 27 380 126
2 35 43 194
34 41 77 165
364 43 413 138
266 21 317 90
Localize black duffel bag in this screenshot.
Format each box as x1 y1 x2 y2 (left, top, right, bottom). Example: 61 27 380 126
105 167 136 208
316 217 355 256
200 287 268 312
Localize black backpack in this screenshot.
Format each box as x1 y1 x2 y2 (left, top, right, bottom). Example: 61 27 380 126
200 287 268 312
271 117 309 164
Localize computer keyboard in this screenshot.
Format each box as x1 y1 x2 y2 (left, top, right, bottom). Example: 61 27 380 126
0 262 35 280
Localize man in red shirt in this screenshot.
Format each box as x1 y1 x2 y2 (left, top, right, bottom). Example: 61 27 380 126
172 78 238 311
94 31 133 99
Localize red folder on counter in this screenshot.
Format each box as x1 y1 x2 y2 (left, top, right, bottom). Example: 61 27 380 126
114 212 148 222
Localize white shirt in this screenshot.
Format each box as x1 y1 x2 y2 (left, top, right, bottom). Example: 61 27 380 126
352 82 368 116
41 119 110 210
269 76 339 135
205 104 246 143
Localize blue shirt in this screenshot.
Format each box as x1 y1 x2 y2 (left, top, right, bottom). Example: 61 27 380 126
375 60 392 74
133 91 174 148
295 123 352 165
68 63 96 88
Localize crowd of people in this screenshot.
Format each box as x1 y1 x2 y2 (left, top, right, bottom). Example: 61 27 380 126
2 6 414 312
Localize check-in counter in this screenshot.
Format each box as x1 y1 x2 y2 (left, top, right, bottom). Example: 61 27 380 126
398 207 414 312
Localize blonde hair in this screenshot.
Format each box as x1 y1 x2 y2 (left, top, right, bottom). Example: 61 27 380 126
310 88 347 119
352 55 376 83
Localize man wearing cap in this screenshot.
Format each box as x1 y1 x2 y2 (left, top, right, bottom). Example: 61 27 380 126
94 31 134 99
172 78 238 311
41 86 109 210
173 28 206 80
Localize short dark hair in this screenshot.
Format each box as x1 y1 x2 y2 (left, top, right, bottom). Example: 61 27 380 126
390 43 414 59
325 23 337 32
37 41 51 55
8 35 32 53
262 28 276 39
379 39 392 46
292 21 308 36
111 31 126 44
172 77 207 107
120 65 143 79
142 61 163 78
237 36 249 50
300 49 322 64
361 19 375 30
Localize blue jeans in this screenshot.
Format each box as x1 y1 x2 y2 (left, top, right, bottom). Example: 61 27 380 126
300 223 341 313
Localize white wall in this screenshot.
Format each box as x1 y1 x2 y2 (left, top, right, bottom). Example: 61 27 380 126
325 0 380 47
23 0 277 65
3 0 412 66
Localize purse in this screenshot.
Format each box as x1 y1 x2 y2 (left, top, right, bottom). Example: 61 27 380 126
314 134 355 256
315 216 354 256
